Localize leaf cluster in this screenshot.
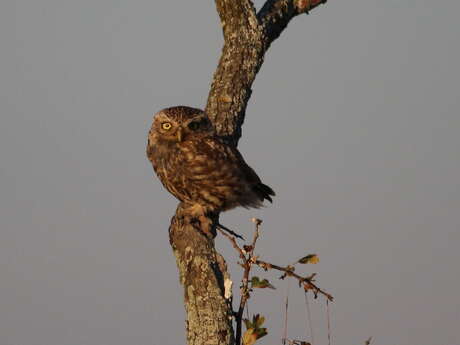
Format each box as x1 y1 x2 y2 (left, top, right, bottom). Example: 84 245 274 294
242 314 267 345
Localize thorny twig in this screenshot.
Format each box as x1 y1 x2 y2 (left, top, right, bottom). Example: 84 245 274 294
255 259 333 301
217 226 246 260
218 218 262 345
217 218 333 345
217 222 245 240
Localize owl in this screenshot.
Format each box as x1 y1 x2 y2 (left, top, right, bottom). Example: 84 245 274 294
146 106 274 217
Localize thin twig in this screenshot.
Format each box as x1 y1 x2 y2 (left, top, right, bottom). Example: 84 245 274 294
217 223 245 240
218 217 332 345
235 218 263 345
282 279 290 345
250 218 262 251
220 218 263 345
326 299 332 345
304 291 315 345
246 301 250 320
216 226 248 345
217 227 246 260
255 259 333 301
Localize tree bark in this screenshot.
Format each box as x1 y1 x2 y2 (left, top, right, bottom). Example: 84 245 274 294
169 205 233 345
167 1 328 345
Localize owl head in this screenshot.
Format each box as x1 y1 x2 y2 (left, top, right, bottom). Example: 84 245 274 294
150 106 214 143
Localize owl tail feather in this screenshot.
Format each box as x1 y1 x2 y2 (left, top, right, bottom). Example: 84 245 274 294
254 183 275 203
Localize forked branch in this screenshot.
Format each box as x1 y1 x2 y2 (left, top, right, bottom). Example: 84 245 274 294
207 0 328 144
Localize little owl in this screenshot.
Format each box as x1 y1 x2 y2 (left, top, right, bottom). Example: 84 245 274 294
146 106 274 216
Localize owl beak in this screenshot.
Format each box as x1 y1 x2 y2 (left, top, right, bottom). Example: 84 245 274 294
177 128 183 142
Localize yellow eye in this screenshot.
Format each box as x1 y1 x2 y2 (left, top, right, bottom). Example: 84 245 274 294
161 122 172 130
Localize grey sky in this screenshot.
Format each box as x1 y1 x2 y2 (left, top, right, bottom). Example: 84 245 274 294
1 1 459 345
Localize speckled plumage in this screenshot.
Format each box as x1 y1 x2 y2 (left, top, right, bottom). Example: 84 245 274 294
146 106 274 215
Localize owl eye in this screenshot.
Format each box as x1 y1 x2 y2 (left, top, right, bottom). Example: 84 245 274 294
161 122 172 130
188 121 200 131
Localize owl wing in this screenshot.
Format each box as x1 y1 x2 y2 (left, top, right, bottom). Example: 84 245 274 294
178 136 246 186
178 137 274 210
234 149 275 203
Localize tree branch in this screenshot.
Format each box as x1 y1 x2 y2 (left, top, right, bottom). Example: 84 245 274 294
214 0 258 39
258 0 328 48
206 0 263 144
206 0 328 144
255 259 333 301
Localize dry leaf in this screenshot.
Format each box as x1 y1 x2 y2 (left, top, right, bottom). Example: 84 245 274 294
298 254 319 264
243 329 257 345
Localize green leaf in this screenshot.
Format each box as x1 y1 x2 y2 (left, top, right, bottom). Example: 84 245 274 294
244 318 253 330
259 279 276 289
256 315 265 328
298 254 319 264
251 277 275 289
255 327 267 338
243 315 268 345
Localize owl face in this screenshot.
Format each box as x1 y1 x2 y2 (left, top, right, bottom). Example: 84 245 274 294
151 106 213 143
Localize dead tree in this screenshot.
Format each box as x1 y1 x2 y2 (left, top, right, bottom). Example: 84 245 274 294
167 1 329 345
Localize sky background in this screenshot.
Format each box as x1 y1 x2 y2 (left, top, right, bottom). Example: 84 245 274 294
1 1 459 345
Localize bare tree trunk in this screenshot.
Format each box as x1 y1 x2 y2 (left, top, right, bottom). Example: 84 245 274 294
169 205 233 345
167 1 328 345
